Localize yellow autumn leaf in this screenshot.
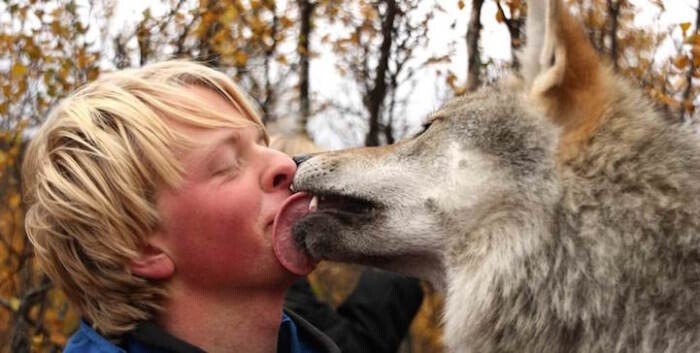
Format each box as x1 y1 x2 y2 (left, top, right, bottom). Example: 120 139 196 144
31 334 43 350
77 49 89 68
8 297 20 311
680 22 691 36
8 192 20 208
234 51 248 67
276 54 288 65
692 44 700 58
687 34 700 46
11 62 27 79
458 0 465 10
280 15 294 29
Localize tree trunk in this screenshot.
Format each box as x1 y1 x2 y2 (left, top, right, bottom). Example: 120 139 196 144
297 0 316 131
137 22 151 66
365 0 397 147
197 1 222 68
606 0 621 71
509 18 523 70
681 0 700 121
261 3 280 123
113 35 131 69
466 0 484 92
494 1 524 72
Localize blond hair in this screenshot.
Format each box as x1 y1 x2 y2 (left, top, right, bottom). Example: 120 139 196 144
22 60 267 336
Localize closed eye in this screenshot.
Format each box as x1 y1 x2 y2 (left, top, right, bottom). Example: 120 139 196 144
213 164 241 179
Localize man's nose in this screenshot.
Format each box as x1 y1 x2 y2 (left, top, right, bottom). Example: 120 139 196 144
292 155 312 166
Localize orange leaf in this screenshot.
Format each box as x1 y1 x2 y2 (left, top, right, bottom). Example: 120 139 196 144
458 0 465 10
674 55 689 70
50 332 68 346
684 33 700 45
658 94 679 108
692 44 700 58
684 100 695 112
276 54 288 65
496 9 505 23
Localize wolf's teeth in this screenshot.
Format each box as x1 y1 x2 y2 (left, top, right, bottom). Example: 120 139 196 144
309 196 318 212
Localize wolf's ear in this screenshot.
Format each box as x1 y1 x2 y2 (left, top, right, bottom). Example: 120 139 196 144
520 0 603 122
521 0 565 94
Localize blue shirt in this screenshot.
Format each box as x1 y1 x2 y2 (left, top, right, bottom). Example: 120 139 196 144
278 313 318 353
64 312 328 353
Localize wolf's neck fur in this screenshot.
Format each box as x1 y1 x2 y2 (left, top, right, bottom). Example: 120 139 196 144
376 252 447 290
441 81 700 352
441 202 558 352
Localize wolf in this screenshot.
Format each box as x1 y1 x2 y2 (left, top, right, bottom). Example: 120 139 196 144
283 0 700 352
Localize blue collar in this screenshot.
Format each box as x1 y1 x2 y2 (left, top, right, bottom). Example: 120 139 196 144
278 312 319 353
65 314 322 353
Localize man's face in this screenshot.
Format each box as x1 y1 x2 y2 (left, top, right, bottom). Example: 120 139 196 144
154 87 298 292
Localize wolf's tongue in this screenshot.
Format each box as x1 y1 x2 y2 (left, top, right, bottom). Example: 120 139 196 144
272 192 319 275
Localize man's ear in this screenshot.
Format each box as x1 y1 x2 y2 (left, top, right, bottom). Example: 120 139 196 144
130 240 175 280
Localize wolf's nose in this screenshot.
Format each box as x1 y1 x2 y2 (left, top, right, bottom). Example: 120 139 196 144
293 155 312 166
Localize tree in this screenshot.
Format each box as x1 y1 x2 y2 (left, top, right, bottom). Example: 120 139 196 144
297 0 317 129
324 0 433 146
365 0 398 146
0 1 100 350
679 0 700 121
606 0 622 70
494 0 526 70
466 0 485 92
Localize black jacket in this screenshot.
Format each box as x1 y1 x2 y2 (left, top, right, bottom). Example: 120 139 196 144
285 269 424 353
65 310 340 353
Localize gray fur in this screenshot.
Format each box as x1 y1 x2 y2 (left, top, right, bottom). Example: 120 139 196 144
290 1 700 352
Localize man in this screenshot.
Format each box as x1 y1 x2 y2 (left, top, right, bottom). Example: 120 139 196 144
23 60 337 353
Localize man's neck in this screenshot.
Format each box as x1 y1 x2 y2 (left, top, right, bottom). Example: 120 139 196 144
158 284 288 353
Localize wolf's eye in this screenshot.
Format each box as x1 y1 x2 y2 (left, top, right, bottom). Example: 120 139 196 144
414 121 433 137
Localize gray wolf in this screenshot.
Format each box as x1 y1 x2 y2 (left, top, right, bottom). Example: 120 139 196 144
283 0 700 352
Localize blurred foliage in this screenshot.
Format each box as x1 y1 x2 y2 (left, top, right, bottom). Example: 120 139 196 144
1 0 698 352
308 263 445 353
0 126 81 352
568 0 700 121
1 0 99 351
